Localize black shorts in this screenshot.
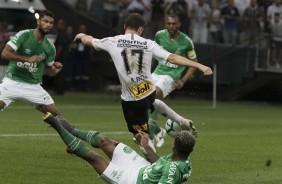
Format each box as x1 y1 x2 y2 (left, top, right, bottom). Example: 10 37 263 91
121 91 156 134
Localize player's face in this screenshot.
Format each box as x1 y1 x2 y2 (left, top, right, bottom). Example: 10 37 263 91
37 15 54 35
166 17 180 37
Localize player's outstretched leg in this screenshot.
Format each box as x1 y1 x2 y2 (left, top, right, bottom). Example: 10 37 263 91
55 115 101 148
42 113 90 159
54 115 118 159
43 113 111 175
153 99 198 137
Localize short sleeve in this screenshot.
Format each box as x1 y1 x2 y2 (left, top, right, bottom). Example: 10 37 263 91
91 38 109 51
7 30 29 51
151 41 171 62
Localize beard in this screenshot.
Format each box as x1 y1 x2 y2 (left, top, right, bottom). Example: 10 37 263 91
38 26 49 35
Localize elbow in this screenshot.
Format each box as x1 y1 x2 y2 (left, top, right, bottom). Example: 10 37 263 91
167 54 177 64
1 50 7 60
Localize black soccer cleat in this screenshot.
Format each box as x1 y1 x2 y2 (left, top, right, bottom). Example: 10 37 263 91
56 116 75 133
42 112 60 128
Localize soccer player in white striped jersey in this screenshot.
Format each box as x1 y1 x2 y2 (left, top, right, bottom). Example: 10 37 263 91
74 13 212 153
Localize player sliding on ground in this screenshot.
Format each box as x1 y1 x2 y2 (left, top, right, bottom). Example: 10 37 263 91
43 112 196 184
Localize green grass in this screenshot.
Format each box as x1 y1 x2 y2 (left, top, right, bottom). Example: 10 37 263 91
0 92 282 184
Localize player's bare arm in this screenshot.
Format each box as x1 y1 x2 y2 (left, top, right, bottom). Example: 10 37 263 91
167 54 213 75
135 131 160 164
1 44 41 63
46 61 63 76
74 33 94 47
174 58 198 89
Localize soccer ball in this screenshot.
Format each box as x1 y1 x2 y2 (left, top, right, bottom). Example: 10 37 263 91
165 119 182 138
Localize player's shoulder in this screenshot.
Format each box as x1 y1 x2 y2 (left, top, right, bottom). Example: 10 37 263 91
180 32 193 42
155 29 166 37
14 29 32 38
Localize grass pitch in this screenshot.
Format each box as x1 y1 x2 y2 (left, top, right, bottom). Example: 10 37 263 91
0 92 282 184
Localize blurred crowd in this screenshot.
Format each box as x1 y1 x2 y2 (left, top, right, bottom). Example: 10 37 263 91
73 0 282 67
1 0 282 93
75 0 278 43
44 20 92 95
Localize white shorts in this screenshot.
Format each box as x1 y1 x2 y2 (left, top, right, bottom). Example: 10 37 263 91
100 143 150 184
152 73 175 98
0 78 54 109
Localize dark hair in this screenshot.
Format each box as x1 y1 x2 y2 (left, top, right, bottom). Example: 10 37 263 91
174 130 195 156
39 10 55 19
166 14 180 22
124 13 145 31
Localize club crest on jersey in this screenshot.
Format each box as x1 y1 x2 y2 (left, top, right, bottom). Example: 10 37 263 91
24 49 31 54
132 81 152 98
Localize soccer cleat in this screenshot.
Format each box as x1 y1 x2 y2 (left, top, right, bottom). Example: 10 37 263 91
42 112 60 127
155 127 166 148
56 116 75 133
179 119 198 138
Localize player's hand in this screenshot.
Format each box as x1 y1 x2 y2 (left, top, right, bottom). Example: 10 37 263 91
174 80 184 89
198 65 213 75
28 55 41 63
74 33 86 41
53 61 63 69
53 61 63 73
135 131 149 147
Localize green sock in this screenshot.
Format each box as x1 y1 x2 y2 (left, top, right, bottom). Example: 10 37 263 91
54 124 90 159
154 124 161 135
72 129 101 148
148 109 158 140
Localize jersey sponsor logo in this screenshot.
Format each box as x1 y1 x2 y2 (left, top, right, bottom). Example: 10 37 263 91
117 39 147 49
123 146 133 154
132 80 152 98
132 124 148 132
17 62 38 73
165 62 178 68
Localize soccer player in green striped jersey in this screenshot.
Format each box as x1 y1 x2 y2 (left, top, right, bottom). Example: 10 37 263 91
0 10 63 116
150 14 199 148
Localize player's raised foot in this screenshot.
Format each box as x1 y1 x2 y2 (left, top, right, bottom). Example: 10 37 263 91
56 116 75 133
179 119 198 138
42 112 60 127
155 127 166 148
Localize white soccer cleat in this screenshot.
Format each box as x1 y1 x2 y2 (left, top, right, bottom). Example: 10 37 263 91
179 118 198 137
155 127 166 148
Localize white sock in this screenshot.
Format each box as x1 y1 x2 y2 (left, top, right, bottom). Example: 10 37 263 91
153 99 182 123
